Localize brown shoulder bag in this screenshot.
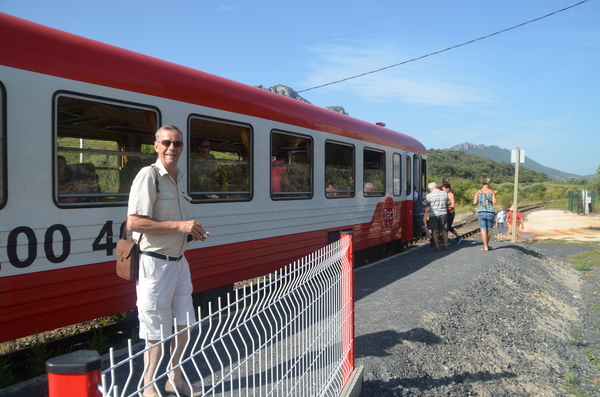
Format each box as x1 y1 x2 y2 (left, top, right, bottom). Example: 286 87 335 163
116 165 158 280
116 227 142 281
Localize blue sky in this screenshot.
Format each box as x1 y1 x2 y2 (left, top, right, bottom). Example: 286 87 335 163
3 0 599 176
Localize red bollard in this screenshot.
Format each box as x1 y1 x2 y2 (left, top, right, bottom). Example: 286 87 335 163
46 350 102 397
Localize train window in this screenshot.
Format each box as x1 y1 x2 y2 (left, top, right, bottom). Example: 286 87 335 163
189 117 251 201
325 141 354 198
271 131 312 199
393 153 402 196
0 82 5 209
405 155 412 197
55 94 159 205
363 148 385 197
413 155 421 195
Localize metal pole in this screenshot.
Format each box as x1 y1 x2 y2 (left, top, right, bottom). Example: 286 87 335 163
511 147 520 243
340 232 355 386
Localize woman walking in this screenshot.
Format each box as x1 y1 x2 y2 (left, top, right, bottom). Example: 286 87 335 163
442 183 462 244
473 177 497 251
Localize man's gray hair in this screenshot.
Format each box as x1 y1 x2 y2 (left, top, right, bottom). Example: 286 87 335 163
155 125 183 141
428 181 437 190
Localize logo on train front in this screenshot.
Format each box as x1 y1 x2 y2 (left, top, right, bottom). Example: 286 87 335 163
382 196 396 232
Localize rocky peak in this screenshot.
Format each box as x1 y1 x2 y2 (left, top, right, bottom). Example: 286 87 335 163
255 84 349 115
449 142 486 151
325 106 349 116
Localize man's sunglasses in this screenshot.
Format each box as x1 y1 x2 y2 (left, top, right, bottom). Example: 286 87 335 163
159 140 184 148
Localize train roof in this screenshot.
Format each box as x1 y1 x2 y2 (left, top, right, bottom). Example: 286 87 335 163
0 13 425 154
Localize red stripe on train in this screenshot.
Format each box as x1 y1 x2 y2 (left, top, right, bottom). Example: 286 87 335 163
0 199 411 342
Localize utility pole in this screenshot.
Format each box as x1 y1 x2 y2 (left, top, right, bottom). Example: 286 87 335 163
511 147 521 243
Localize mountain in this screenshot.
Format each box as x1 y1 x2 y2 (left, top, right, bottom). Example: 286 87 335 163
447 143 586 182
255 84 349 115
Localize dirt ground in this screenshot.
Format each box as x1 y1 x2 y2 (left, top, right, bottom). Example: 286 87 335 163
522 210 600 242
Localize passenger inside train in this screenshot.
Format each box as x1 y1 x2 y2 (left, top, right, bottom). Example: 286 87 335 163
57 155 101 203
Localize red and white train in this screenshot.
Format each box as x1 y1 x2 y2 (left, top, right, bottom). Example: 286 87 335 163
0 13 427 343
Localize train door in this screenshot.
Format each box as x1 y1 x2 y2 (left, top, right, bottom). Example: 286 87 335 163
402 153 413 239
420 157 427 197
0 82 5 211
412 155 428 238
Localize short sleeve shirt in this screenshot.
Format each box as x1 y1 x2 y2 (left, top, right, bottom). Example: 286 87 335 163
423 189 450 217
127 160 190 256
413 191 425 216
496 211 506 223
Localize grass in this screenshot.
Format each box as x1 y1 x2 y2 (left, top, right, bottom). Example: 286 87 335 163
585 349 600 371
87 330 110 354
543 199 570 211
568 250 600 271
571 326 582 346
560 238 600 396
0 355 16 389
536 239 600 249
538 241 600 270
562 371 586 397
25 333 52 378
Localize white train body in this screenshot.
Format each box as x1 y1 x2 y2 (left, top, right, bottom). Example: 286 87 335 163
0 13 426 342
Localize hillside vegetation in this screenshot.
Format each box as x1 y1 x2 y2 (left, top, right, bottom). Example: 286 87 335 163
428 149 550 184
447 143 592 181
427 149 599 213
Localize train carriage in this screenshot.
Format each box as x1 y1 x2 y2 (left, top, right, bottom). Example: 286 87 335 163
0 13 426 343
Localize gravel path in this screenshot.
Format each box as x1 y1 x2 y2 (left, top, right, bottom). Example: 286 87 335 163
355 238 600 396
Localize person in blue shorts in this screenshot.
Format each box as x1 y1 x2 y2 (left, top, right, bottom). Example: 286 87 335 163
495 207 508 240
473 177 497 251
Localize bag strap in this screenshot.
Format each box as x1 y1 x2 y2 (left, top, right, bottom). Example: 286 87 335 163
121 224 144 243
150 165 162 197
120 165 160 242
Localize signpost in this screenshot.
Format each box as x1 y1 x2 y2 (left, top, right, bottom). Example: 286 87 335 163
510 148 524 243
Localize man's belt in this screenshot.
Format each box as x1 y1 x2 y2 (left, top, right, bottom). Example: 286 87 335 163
140 251 183 261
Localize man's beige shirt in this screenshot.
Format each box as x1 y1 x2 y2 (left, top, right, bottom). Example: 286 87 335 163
127 160 190 256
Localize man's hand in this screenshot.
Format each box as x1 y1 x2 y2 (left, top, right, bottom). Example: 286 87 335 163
180 220 210 241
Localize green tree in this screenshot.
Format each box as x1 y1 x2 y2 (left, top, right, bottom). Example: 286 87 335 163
587 165 600 193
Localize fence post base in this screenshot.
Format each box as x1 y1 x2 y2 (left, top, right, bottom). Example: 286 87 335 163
340 365 364 397
46 350 101 397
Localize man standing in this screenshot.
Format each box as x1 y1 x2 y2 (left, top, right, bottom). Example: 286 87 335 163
127 125 208 397
423 181 451 251
507 206 524 242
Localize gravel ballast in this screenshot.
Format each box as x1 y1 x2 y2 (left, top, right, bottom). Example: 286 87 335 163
354 239 600 396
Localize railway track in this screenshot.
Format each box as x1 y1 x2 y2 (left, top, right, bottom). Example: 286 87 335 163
406 203 545 248
452 203 544 239
0 204 545 387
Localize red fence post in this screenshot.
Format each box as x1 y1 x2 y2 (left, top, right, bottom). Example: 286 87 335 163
340 233 355 385
46 350 102 397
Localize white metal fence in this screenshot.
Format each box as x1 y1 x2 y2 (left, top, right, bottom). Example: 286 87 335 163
99 234 354 396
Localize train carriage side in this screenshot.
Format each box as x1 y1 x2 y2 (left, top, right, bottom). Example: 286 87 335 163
0 13 426 343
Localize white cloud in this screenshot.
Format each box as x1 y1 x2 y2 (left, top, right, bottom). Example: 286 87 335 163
302 40 495 107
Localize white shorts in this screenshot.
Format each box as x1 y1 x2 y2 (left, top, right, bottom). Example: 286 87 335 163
136 254 196 340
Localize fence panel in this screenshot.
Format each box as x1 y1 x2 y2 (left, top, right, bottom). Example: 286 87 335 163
94 234 353 397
